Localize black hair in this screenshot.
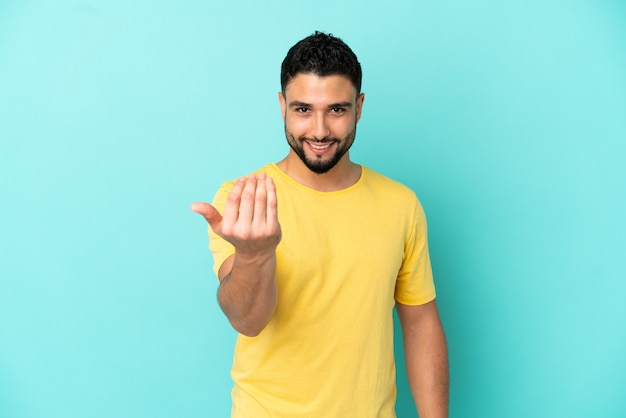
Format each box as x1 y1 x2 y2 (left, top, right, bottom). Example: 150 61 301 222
280 31 362 94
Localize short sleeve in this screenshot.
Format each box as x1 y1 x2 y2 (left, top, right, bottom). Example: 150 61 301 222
394 196 436 305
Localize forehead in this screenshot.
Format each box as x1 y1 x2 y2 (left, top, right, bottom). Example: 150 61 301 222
284 73 357 102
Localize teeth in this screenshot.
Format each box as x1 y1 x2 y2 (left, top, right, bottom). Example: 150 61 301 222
309 142 332 150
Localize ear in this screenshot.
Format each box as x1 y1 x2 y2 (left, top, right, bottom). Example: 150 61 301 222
278 91 287 121
355 93 365 123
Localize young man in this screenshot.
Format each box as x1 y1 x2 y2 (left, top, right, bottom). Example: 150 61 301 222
192 32 449 417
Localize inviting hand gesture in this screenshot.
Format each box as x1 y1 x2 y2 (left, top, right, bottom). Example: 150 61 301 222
191 174 282 256
192 174 281 336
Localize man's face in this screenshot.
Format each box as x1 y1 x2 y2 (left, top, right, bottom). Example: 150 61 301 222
279 73 364 174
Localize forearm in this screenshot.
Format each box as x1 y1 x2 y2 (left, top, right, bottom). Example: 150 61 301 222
217 250 278 337
398 301 449 418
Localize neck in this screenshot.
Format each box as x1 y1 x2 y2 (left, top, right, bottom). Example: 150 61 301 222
276 152 361 192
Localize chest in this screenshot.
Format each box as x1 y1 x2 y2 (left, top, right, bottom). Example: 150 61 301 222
274 192 410 301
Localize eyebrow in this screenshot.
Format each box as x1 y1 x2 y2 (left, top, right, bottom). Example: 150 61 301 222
288 101 353 109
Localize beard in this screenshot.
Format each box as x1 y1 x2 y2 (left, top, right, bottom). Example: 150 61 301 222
284 126 357 174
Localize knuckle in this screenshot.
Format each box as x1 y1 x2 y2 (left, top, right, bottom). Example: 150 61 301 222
221 223 233 236
255 192 266 203
226 192 240 204
235 225 251 240
242 188 255 201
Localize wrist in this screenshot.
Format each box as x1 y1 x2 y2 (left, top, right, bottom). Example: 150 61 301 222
234 248 276 266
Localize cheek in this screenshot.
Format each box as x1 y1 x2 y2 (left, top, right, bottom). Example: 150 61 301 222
332 119 356 136
285 117 309 134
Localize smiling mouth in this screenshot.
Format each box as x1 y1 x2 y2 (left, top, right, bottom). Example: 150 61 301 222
306 141 333 151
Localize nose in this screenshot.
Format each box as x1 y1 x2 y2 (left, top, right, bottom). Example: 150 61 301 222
311 112 330 140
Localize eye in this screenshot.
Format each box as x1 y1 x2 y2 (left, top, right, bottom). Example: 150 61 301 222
330 107 345 114
296 107 310 113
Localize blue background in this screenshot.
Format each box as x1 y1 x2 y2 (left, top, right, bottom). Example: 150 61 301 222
1 1 625 417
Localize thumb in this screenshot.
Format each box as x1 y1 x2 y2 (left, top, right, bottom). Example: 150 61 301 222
190 202 222 232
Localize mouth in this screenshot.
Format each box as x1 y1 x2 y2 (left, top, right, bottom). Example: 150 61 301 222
305 140 335 155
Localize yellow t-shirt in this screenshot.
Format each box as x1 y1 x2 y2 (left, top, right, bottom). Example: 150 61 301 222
209 163 435 418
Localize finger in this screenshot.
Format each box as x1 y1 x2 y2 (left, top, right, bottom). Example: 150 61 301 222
190 202 223 232
252 173 268 226
236 175 258 225
222 177 246 226
266 176 278 224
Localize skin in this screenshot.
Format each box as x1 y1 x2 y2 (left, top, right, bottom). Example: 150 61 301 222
190 173 280 337
191 73 449 417
397 301 449 418
277 73 364 191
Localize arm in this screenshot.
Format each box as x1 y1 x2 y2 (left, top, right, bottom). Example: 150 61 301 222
396 299 449 418
191 174 282 337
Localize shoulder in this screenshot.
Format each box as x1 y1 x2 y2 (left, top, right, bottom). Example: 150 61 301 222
361 166 419 201
360 166 428 223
